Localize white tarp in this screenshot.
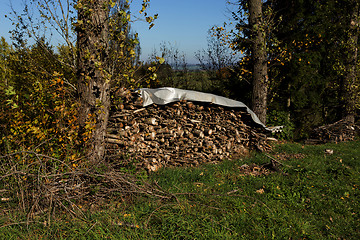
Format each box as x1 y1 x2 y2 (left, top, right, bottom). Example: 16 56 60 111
139 87 267 129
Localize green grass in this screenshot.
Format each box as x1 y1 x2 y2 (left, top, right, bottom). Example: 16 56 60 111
1 141 359 239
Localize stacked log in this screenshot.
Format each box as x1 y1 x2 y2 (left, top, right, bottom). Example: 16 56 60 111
106 89 271 171
306 119 360 144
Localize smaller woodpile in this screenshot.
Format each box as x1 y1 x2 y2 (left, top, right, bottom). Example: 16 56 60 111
106 89 271 171
306 119 360 144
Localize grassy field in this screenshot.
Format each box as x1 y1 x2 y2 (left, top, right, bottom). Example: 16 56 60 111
1 140 359 239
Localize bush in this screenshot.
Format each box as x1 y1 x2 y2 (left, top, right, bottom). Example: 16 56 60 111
267 110 295 140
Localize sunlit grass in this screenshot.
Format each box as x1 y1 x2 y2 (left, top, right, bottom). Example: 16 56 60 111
1 140 359 239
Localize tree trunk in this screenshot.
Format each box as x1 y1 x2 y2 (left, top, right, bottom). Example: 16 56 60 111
77 0 110 164
343 2 359 123
249 0 269 125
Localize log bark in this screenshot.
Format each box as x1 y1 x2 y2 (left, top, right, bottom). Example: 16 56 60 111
306 119 360 144
343 2 360 123
249 0 269 124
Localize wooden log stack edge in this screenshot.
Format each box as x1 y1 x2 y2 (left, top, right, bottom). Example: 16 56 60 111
306 119 360 144
106 88 272 172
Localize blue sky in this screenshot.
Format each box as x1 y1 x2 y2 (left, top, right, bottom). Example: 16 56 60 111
131 0 234 63
0 0 234 64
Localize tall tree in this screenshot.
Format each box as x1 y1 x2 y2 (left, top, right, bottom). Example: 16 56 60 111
342 0 360 123
75 0 111 164
249 0 269 124
266 0 360 137
8 0 153 163
233 0 270 124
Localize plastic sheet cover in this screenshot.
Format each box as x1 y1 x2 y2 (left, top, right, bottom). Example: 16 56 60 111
139 87 267 129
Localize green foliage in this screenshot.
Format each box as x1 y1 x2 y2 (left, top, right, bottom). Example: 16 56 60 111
1 72 79 154
230 0 360 137
0 38 78 153
267 110 295 140
0 37 84 218
0 0 162 217
107 1 142 88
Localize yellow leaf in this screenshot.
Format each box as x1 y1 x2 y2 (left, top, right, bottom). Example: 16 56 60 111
156 57 165 64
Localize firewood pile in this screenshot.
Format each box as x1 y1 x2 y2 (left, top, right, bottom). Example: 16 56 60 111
106 89 271 172
306 119 360 144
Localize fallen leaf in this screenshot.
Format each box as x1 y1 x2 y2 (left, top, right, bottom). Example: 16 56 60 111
256 188 265 194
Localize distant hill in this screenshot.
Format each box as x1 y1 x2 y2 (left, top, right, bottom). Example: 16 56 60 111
172 64 203 71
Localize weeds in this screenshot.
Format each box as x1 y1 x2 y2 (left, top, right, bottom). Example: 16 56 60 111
0 149 172 229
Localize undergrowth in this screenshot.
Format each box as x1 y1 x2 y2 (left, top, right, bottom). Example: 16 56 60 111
1 140 359 239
